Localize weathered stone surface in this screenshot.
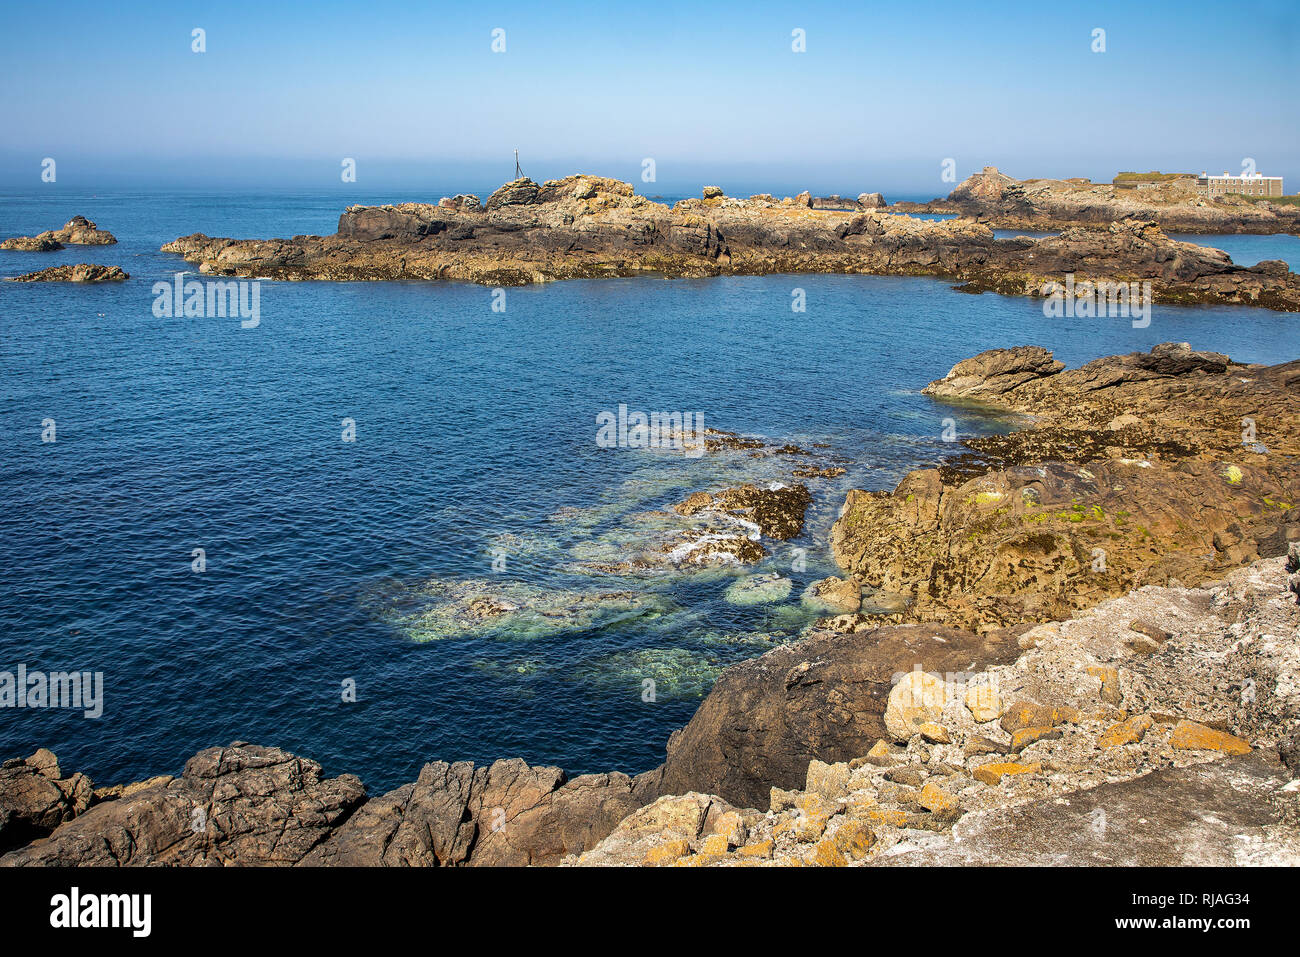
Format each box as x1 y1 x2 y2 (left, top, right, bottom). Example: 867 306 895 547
1169 720 1252 755
653 623 1019 808
973 761 1041 785
0 750 93 853
834 345 1300 629
1099 714 1154 748
303 757 640 866
883 670 956 741
1 745 363 866
802 575 862 613
879 752 1300 865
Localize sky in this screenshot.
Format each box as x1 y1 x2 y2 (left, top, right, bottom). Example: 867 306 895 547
0 0 1296 198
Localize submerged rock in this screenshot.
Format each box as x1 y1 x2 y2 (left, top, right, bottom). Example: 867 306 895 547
723 573 794 605
373 577 676 641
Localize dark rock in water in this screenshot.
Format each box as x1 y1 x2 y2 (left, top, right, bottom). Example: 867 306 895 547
652 622 1021 809
7 264 129 283
674 483 813 541
0 750 93 853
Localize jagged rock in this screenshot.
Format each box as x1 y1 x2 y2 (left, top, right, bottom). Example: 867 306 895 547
7 264 129 283
572 792 739 866
0 750 93 853
702 186 724 199
0 745 364 866
857 192 886 208
0 235 63 251
485 177 540 209
922 345 1064 398
303 758 641 866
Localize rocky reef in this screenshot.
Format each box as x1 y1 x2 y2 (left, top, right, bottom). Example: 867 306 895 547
158 174 1300 310
6 264 129 283
0 215 117 250
832 343 1300 629
900 166 1300 235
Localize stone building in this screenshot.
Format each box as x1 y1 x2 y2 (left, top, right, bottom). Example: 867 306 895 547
1197 171 1284 198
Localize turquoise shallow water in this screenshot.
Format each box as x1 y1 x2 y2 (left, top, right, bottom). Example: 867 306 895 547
1 188 1297 790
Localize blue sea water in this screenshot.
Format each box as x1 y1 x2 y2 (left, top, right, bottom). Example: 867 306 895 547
1 188 1297 792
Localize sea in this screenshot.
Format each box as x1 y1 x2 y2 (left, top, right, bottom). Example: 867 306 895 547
1 186 1296 791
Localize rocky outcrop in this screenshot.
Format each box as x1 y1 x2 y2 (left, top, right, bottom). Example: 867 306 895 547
158 173 1300 310
0 744 646 867
6 264 129 283
832 344 1300 628
0 215 117 249
301 759 644 866
574 553 1300 866
651 622 1023 809
673 483 812 540
913 166 1300 235
0 750 92 853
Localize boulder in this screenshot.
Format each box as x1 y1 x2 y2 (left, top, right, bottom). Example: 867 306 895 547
653 623 1020 808
0 750 93 853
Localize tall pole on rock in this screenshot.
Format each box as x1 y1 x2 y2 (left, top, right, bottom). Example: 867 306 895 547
515 149 522 180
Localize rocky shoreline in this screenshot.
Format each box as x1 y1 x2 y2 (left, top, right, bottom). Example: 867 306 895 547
157 174 1300 311
899 167 1300 235
4 343 1297 866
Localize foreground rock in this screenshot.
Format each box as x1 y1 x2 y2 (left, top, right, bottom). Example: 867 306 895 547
7 264 129 283
0 750 92 853
575 554 1300 865
159 173 1300 310
832 343 1300 628
903 166 1300 235
5 553 1297 867
647 622 1023 808
1 215 117 249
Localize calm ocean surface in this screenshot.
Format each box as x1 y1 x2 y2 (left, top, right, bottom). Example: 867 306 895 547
1 188 1297 790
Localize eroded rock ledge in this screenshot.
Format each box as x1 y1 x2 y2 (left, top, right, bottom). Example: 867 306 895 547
6 264 129 283
158 174 1300 310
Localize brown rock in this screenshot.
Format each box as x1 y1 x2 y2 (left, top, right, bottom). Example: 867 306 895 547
1169 720 1252 755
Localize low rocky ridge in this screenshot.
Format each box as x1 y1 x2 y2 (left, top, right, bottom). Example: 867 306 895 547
5 550 1297 866
831 343 1300 629
900 167 1300 235
6 264 129 283
158 174 1300 310
0 215 117 250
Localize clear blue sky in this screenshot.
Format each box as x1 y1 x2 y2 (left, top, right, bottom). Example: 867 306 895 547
1 0 1296 197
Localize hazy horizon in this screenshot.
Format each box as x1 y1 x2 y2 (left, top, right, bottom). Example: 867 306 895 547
2 0 1297 196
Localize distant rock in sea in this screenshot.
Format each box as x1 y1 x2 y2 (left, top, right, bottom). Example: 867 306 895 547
6 263 128 283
